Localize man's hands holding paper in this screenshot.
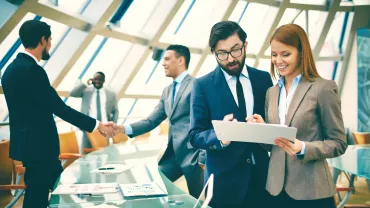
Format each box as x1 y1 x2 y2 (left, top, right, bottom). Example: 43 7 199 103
220 114 237 145
246 114 303 155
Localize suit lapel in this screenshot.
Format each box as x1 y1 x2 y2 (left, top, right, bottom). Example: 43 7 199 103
213 67 240 118
285 78 312 126
169 74 191 118
270 85 280 124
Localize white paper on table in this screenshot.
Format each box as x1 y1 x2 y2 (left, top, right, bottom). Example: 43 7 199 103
212 120 297 145
52 183 118 195
90 164 133 174
119 181 168 197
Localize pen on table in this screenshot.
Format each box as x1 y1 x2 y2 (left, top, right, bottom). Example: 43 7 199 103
98 167 115 170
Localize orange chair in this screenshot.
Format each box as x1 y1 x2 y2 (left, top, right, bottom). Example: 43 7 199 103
0 140 26 208
112 133 128 144
159 121 169 135
84 130 109 153
58 131 82 169
352 132 370 145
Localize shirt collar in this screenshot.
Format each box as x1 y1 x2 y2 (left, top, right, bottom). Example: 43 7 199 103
221 64 249 82
278 74 302 88
21 51 39 64
174 70 189 84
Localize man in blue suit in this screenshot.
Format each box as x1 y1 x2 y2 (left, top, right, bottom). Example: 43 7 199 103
189 21 273 208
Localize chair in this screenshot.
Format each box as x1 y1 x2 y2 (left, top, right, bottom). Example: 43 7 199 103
159 121 169 135
58 131 82 169
84 130 109 153
0 140 26 208
352 132 370 145
112 133 128 144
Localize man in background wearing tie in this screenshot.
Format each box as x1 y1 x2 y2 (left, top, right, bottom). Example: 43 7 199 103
70 72 119 150
189 21 273 208
115 45 205 198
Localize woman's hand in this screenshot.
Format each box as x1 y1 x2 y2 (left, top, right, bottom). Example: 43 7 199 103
246 114 265 123
275 137 303 156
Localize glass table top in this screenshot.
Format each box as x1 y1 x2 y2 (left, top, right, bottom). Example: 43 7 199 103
49 140 204 207
327 145 370 179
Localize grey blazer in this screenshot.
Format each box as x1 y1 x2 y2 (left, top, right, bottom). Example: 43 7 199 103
265 77 347 200
129 74 205 170
70 81 119 123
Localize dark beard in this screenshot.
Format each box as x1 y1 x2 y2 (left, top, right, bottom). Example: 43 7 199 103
41 48 50 60
218 56 245 76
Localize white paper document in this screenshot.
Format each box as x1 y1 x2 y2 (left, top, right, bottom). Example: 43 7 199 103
90 164 133 174
212 120 297 145
52 183 118 195
119 181 167 197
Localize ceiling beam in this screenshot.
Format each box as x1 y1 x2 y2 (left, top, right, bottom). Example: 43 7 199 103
117 0 186 99
52 0 122 89
253 0 289 69
0 0 38 45
312 0 341 60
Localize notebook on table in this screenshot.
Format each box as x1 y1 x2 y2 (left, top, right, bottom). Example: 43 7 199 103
118 181 167 198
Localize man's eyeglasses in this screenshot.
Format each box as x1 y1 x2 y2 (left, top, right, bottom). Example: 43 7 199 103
214 46 244 61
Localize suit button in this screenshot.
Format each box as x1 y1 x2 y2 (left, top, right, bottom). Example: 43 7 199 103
246 159 251 164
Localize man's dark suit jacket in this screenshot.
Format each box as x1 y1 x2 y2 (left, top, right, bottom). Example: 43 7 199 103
1 53 96 164
189 66 273 204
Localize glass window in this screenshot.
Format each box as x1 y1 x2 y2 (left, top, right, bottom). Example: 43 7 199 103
316 61 334 80
319 12 345 56
228 1 248 23
38 0 89 15
65 97 82 111
238 3 279 54
320 12 354 57
109 44 148 92
277 8 302 28
1 15 70 79
0 13 36 75
160 0 233 48
80 38 133 89
290 0 326 5
195 55 217 78
116 0 176 39
120 99 160 124
0 94 8 120
307 10 328 48
57 35 104 91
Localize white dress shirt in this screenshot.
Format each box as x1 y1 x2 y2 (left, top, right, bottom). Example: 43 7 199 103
22 51 39 64
221 65 256 164
278 74 306 155
89 87 108 123
221 65 254 117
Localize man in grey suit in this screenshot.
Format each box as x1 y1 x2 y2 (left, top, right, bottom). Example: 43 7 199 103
70 71 119 149
116 45 204 198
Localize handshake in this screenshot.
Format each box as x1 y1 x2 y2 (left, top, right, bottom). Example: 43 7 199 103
97 122 125 138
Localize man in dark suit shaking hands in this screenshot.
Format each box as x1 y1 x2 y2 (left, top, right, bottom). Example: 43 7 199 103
189 21 273 208
1 20 115 208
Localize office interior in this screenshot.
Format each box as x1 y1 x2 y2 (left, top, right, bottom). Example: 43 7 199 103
0 0 370 207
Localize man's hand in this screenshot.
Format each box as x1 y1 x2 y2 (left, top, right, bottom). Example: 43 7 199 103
246 114 265 123
220 114 237 145
87 78 93 85
274 137 303 156
97 122 116 138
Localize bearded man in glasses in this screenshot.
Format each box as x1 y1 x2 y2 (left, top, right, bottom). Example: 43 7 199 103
188 21 274 208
